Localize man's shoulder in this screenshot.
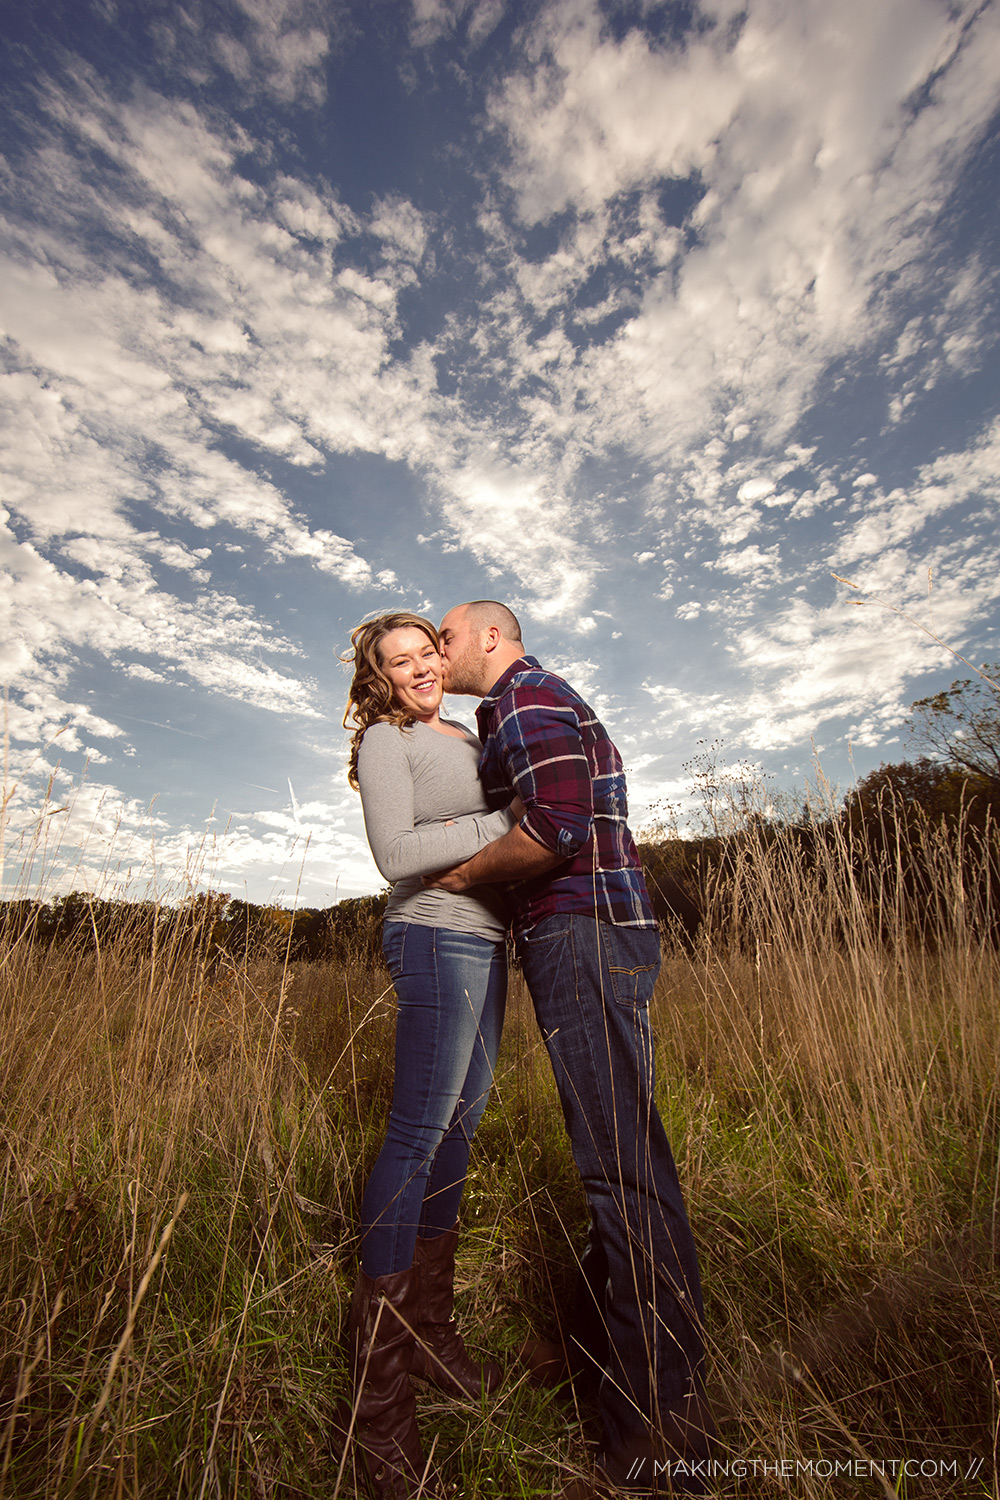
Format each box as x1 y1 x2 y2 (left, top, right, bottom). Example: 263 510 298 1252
492 672 583 733
495 659 578 708
478 659 590 752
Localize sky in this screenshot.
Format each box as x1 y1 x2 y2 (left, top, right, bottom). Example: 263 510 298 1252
2 0 999 909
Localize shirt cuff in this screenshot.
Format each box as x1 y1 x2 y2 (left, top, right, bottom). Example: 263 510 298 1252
521 806 589 857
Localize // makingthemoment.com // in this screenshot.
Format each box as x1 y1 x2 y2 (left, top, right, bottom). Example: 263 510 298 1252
625 1457 987 1484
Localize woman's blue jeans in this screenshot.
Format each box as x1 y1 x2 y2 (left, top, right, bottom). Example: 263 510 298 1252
360 920 507 1279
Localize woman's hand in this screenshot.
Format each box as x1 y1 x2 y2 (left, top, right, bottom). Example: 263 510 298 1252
509 796 526 820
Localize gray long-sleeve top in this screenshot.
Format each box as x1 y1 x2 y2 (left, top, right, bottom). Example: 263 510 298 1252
356 718 514 939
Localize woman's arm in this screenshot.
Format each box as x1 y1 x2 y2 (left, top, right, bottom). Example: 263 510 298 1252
357 725 514 883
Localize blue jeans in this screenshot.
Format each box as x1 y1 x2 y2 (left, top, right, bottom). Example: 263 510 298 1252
516 914 706 1454
360 920 507 1278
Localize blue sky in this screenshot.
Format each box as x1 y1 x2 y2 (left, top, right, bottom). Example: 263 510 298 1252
3 0 999 907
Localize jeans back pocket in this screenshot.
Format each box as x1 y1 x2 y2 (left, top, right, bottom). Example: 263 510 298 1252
604 926 661 1008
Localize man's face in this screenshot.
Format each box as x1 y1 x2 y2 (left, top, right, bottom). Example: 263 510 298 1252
438 605 489 696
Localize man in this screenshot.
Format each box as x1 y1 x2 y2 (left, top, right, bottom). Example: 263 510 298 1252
428 600 713 1496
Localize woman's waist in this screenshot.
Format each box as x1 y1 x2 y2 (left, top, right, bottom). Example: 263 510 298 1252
386 878 509 938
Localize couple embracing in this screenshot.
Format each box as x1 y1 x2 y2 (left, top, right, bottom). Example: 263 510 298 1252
342 601 713 1498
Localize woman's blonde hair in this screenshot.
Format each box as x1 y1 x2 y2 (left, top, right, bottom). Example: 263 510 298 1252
342 612 440 789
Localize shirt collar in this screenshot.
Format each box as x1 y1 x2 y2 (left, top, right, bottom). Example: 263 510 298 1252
475 655 541 733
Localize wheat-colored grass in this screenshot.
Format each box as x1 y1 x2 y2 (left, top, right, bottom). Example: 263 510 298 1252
0 797 998 1497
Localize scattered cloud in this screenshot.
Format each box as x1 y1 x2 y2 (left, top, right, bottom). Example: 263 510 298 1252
152 0 337 106
3 0 999 900
484 0 1000 480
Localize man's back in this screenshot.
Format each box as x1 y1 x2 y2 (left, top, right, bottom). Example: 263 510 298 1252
475 655 654 934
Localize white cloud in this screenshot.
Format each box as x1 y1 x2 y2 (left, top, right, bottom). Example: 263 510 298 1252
729 528 1000 750
371 195 430 263
738 477 776 503
149 0 334 106
123 663 167 683
3 685 122 752
835 417 1000 568
491 3 743 223
2 752 378 906
410 0 504 47
439 462 598 616
708 542 783 584
0 509 319 721
0 75 440 729
484 0 1000 484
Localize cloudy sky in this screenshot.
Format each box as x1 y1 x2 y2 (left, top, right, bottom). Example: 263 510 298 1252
3 0 999 907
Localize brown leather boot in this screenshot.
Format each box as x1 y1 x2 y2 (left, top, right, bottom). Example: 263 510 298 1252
348 1265 439 1498
410 1224 502 1400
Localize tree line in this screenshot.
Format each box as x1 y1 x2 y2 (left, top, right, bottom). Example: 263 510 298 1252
0 888 389 969
3 666 997 959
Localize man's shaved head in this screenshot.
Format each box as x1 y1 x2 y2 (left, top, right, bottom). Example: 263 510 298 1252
461 600 522 644
438 599 525 695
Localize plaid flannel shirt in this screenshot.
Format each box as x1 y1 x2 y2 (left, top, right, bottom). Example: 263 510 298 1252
475 656 655 937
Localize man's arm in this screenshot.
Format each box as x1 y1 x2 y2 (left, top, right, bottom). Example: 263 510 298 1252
423 822 563 892
427 680 593 892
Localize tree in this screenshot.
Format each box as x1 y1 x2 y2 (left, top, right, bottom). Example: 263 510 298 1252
908 665 1000 790
843 757 991 831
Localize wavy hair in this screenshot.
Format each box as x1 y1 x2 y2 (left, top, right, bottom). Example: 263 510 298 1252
342 611 440 789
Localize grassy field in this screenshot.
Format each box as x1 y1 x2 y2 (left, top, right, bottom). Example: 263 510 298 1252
1 808 998 1498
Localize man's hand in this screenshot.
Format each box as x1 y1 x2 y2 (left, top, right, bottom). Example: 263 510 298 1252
423 855 478 893
423 822 563 891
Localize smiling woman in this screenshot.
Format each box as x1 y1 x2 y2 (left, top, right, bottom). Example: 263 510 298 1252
340 611 515 1498
344 613 452 786
381 626 446 719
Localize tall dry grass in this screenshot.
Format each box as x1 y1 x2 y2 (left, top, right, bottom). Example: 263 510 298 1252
0 797 998 1497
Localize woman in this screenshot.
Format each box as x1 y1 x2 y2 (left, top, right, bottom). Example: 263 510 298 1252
342 611 514 1499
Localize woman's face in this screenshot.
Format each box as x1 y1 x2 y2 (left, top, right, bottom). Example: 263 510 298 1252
377 626 444 720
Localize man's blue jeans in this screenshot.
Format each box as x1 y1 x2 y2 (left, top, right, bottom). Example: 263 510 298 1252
361 920 506 1278
517 914 706 1454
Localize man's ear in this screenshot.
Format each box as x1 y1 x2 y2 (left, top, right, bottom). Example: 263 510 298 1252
483 625 502 654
